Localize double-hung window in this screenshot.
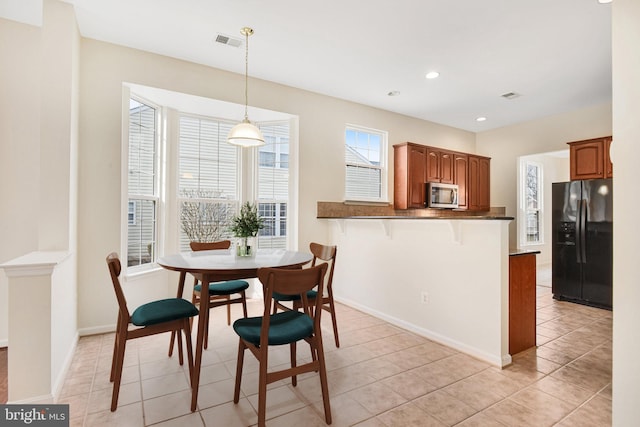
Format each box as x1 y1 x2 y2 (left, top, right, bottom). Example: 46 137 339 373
345 125 387 202
257 122 289 249
177 115 240 251
126 98 159 268
521 160 543 245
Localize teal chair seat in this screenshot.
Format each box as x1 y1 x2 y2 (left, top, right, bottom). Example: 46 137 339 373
272 289 317 302
194 279 249 295
131 298 199 327
233 310 313 346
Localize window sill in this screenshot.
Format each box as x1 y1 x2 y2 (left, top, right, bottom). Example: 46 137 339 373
124 263 165 281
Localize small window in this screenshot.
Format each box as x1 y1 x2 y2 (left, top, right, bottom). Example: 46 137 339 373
345 125 387 202
521 161 543 245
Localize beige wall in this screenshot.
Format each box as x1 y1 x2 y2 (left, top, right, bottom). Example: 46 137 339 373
476 102 612 249
0 18 42 345
612 0 640 424
76 38 476 332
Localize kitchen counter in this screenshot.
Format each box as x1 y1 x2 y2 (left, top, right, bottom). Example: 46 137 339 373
319 215 514 220
509 249 541 257
322 211 512 367
317 201 510 220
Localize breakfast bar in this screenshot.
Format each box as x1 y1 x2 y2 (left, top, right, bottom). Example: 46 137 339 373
318 202 515 367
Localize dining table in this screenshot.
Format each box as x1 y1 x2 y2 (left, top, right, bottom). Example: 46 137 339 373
157 247 313 411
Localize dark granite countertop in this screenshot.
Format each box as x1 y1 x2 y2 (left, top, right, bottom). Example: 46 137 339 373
509 249 541 256
317 215 514 221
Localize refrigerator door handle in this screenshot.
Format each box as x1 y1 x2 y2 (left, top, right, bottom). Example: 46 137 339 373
575 199 583 264
581 199 587 264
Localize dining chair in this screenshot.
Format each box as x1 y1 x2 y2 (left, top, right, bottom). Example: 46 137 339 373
106 252 198 412
233 263 331 427
169 240 249 359
272 243 340 347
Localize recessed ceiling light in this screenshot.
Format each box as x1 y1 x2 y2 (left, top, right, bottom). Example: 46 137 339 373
598 0 612 4
425 71 440 79
476 117 487 122
387 91 401 96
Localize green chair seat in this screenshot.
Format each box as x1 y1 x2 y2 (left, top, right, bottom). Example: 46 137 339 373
131 298 199 327
233 310 313 346
194 280 249 295
272 289 317 302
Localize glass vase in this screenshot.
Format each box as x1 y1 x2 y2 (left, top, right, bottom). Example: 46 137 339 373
236 236 253 257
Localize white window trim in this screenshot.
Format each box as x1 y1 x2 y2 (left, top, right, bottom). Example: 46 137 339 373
519 159 544 246
344 123 389 203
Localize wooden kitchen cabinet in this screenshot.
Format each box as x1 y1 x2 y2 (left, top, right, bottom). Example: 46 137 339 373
568 136 613 180
604 137 613 178
394 142 490 210
468 155 490 211
509 252 537 355
394 143 427 209
454 153 468 209
426 148 455 184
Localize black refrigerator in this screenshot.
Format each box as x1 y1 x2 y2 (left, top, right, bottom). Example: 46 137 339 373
552 179 613 309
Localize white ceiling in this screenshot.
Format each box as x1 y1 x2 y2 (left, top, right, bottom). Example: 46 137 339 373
2 0 612 132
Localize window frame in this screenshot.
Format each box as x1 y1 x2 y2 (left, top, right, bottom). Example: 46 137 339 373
176 113 242 251
520 159 544 246
122 94 163 274
255 121 291 249
344 124 388 203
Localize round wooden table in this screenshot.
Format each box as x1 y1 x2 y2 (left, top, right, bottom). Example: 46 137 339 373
157 248 313 411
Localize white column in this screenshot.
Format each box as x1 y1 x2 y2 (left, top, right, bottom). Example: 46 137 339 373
1 251 75 403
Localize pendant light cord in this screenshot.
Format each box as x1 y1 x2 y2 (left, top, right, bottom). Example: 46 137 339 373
242 27 251 121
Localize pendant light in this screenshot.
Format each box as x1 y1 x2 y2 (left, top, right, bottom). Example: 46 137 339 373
227 27 265 147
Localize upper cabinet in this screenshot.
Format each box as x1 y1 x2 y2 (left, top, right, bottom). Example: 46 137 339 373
468 155 491 211
394 142 490 211
426 148 455 184
394 143 427 209
568 136 613 180
454 153 469 209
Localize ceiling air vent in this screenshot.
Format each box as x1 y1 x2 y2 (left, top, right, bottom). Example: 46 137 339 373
215 33 243 48
501 92 521 100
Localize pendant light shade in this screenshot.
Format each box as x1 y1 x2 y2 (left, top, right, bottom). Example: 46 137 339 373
227 119 265 147
228 27 265 147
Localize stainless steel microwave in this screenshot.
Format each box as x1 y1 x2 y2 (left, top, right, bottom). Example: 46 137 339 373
427 182 459 208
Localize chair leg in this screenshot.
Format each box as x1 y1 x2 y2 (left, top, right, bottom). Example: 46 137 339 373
257 350 268 427
241 291 248 318
110 316 121 382
315 336 332 424
328 298 340 348
233 339 246 403
168 330 176 357
204 306 210 350
226 295 231 325
111 330 127 411
183 320 194 384
290 342 297 387
176 329 184 366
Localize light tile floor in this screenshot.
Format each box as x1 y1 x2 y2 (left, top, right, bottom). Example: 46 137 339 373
56 275 612 426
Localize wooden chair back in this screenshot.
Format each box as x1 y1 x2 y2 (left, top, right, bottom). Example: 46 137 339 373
259 263 328 330
309 242 337 295
106 252 130 323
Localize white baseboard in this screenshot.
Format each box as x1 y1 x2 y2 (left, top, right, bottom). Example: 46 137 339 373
0 339 7 348
51 333 79 402
335 296 511 368
78 324 115 337
7 393 55 405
